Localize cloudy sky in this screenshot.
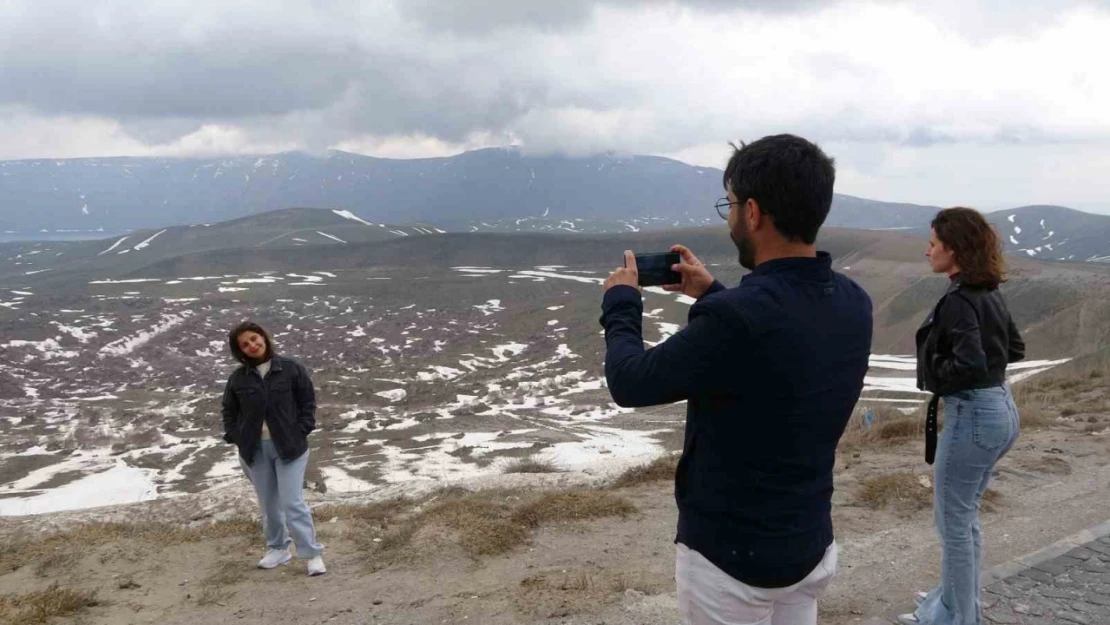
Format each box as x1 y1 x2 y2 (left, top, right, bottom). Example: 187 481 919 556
1 0 1108 212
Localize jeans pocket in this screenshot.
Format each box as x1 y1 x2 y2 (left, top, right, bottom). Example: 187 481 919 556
972 406 1013 452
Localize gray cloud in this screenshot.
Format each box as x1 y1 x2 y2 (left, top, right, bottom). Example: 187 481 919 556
0 0 824 139
0 0 1106 162
0 1 671 152
0 4 364 120
396 0 830 34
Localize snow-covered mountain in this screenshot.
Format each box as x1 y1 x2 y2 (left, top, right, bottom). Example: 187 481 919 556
0 148 721 234
2 148 1108 263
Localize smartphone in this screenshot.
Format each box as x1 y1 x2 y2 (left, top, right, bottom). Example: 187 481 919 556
631 252 681 287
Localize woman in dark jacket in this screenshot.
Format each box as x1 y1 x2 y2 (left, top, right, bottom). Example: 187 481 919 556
222 321 325 576
900 208 1024 625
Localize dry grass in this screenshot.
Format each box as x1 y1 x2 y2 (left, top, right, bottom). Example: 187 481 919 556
515 567 662 618
0 584 99 624
194 586 234 607
420 495 531 558
512 490 637 527
359 487 637 567
855 472 933 514
314 498 410 525
1017 405 1058 429
30 551 82 578
841 405 926 449
1012 362 1110 429
981 488 1003 512
856 471 1005 515
0 517 257 575
201 561 251 588
609 454 679 489
874 417 925 440
185 560 251 609
1018 455 1072 475
503 457 561 474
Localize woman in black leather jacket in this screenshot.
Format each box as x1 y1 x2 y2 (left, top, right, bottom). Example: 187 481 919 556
901 208 1024 625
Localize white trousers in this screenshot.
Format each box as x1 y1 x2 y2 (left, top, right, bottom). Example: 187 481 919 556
676 542 838 625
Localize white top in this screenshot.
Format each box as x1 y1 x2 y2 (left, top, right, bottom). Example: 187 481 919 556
254 360 271 440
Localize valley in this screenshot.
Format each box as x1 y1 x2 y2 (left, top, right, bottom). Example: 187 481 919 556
1 214 1108 516
1 213 1109 625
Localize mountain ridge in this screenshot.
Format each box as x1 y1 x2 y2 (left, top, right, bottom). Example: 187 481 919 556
2 148 1108 263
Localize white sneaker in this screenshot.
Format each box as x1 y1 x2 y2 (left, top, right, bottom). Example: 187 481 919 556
897 615 920 625
307 555 326 576
257 548 293 569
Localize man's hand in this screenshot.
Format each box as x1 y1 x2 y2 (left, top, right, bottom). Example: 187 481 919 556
663 244 715 299
604 250 641 293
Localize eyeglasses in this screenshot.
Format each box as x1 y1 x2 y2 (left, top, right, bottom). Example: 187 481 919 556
715 197 741 220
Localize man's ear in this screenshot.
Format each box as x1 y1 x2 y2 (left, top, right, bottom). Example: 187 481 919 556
747 198 763 232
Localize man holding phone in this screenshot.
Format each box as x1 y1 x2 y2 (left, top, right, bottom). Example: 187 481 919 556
600 134 873 625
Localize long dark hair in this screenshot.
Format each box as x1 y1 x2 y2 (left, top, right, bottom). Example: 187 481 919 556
228 321 274 365
932 207 1007 289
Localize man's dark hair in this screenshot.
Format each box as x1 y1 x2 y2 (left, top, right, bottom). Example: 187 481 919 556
722 134 836 245
228 321 274 365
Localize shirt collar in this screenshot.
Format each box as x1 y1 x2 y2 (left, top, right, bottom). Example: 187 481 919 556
247 355 281 373
745 251 833 281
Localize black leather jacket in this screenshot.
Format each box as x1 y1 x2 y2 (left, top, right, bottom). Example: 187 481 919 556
221 354 316 466
916 276 1025 396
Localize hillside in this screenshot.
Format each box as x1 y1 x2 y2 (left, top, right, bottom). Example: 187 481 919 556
4 148 1110 264
989 204 1110 263
0 208 440 283
3 210 1110 624
4 210 1110 358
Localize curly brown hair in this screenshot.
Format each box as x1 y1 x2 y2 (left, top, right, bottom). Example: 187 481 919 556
931 207 1007 289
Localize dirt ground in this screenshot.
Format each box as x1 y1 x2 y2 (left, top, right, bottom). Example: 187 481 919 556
1 429 1108 625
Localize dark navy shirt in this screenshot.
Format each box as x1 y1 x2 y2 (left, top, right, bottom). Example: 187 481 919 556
600 252 872 587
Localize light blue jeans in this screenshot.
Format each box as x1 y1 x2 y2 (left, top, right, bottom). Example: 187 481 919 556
243 440 323 559
915 385 1019 625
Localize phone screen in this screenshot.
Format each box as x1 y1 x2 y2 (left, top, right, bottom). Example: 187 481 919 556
633 252 681 287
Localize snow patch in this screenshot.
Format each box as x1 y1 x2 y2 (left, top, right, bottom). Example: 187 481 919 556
417 366 465 382
54 323 97 343
1 338 79 360
98 236 130 256
133 229 168 251
0 459 157 516
474 299 505 315
320 466 375 493
316 231 347 244
332 209 373 226
100 313 191 357
376 389 408 402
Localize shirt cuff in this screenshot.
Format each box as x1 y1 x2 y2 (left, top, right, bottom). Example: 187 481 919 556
602 285 642 310
701 280 726 299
